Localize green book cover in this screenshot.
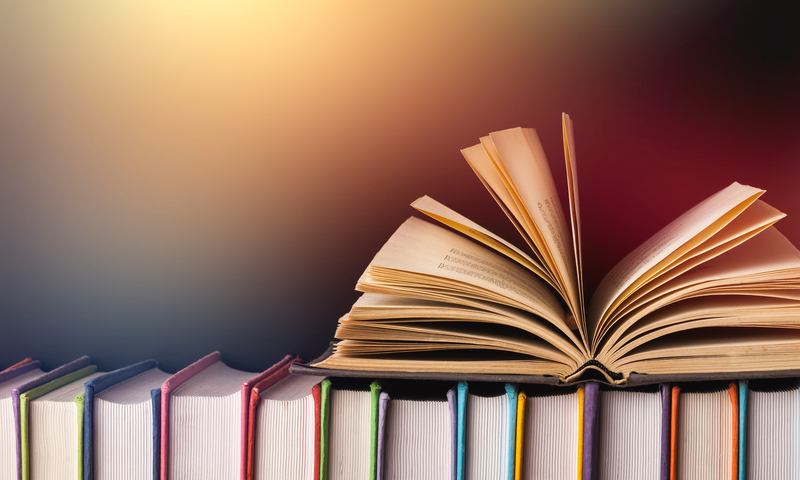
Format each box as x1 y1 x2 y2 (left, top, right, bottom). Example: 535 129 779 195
319 378 332 480
19 365 97 480
369 381 382 480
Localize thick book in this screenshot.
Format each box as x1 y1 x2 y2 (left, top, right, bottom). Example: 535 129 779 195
294 115 800 385
669 382 739 479
248 370 324 480
514 384 584 479
244 355 302 480
591 383 671 480
82 360 170 480
1 362 45 480
456 382 517 480
376 381 457 480
20 366 102 480
741 378 800 479
160 352 256 480
318 378 382 480
11 356 92 480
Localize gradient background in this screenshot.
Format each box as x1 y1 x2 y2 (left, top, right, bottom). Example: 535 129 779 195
1 1 798 374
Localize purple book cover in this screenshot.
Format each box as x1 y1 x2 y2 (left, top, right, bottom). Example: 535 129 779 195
660 384 671 480
0 361 41 386
376 391 389 480
11 356 91 480
582 382 599 480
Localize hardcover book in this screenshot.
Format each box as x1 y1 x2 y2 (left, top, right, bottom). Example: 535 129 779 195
296 114 800 385
21 366 102 480
0 362 44 480
83 360 170 480
160 352 258 480
11 356 92 480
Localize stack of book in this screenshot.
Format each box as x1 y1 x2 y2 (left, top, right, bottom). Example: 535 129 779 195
1 115 798 479
1 354 799 479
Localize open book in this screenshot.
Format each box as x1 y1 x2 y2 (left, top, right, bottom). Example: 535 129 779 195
309 115 800 385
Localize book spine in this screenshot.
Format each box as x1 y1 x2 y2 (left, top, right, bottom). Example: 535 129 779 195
669 386 680 480
504 383 518 480
455 381 467 480
728 382 739 480
514 391 527 480
376 391 389 480
151 389 161 480
737 380 747 480
318 378 331 480
659 384 671 480
76 393 86 480
581 382 599 480
446 386 456 480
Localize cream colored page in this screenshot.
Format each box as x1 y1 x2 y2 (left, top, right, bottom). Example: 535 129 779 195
461 143 529 233
488 128 580 319
411 195 553 283
589 182 764 329
562 113 585 319
638 226 800 305
605 199 785 325
364 217 566 325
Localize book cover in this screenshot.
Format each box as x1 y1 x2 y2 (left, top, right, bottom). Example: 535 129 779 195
159 351 221 480
81 359 160 480
12 356 91 480
241 355 298 480
244 355 302 480
1 360 35 374
19 365 98 480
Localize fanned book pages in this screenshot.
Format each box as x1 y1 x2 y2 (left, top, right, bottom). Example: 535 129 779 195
85 362 170 480
161 352 255 480
302 114 800 385
0 362 44 480
23 367 103 480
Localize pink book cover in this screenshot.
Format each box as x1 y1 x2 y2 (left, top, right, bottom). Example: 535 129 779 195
244 356 302 480
159 351 221 480
240 355 299 480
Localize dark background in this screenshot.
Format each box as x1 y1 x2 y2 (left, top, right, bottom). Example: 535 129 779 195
1 1 798 374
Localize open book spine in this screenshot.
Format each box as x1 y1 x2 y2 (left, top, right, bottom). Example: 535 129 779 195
159 351 221 480
12 355 91 480
82 359 160 480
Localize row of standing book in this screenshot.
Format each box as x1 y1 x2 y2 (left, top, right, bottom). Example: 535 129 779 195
0 353 797 480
